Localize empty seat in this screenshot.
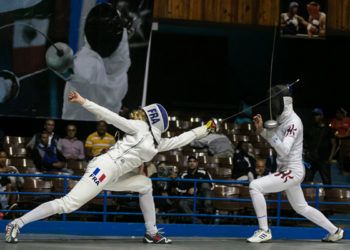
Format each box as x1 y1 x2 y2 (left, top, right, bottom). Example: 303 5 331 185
152 154 167 163
6 146 27 157
177 120 192 130
52 179 78 193
236 135 250 142
67 160 87 175
166 154 182 165
22 178 52 192
213 185 241 211
9 158 35 168
250 134 262 143
214 167 232 179
322 188 350 213
4 136 28 146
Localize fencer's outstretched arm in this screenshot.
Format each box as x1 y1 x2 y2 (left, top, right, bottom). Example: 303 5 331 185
157 126 209 152
68 91 137 134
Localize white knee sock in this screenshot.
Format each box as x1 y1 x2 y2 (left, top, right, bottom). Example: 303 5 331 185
12 200 59 228
139 189 158 235
250 189 269 231
301 206 338 234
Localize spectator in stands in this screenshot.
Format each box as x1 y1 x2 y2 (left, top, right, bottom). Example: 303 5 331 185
177 156 214 220
0 151 24 188
57 124 85 160
0 173 11 210
305 108 336 184
232 141 256 180
0 129 4 150
234 100 253 125
0 151 20 211
331 108 350 139
190 132 234 157
31 131 69 173
27 119 59 150
0 151 12 171
248 158 269 182
85 121 116 159
150 162 177 216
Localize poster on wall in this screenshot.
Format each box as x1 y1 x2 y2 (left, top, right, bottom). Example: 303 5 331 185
0 0 154 121
280 0 327 39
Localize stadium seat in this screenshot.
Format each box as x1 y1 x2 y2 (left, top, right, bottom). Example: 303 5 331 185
322 188 350 214
5 146 27 158
213 185 241 211
66 160 87 176
9 158 35 168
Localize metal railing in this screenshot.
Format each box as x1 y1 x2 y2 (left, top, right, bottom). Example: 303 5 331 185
0 173 350 225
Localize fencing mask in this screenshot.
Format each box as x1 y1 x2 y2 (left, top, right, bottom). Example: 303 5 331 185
142 103 169 133
270 84 292 119
84 3 124 58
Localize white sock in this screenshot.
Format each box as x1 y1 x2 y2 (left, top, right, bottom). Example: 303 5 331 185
12 200 59 229
301 206 338 234
250 189 269 231
139 189 158 235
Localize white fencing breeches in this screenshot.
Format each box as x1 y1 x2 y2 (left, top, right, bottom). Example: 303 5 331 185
249 170 338 234
15 154 157 234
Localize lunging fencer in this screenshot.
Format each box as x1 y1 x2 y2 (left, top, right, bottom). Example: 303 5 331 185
247 85 344 243
5 91 214 244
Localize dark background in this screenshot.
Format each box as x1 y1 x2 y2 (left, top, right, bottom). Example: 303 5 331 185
147 22 349 119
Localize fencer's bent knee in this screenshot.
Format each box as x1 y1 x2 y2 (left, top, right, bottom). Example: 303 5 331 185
53 195 83 214
138 176 152 195
249 180 262 193
290 202 309 215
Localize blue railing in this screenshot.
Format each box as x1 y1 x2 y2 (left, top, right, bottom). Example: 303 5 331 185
1 173 350 225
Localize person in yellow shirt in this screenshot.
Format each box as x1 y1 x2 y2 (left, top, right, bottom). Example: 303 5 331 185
85 121 116 158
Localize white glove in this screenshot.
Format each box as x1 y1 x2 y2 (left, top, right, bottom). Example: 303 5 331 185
192 125 209 140
260 128 276 140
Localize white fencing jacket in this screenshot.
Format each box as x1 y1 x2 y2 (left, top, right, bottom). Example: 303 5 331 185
82 99 208 176
261 97 304 176
62 29 130 121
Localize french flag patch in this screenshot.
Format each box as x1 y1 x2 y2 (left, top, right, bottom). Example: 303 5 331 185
89 168 106 186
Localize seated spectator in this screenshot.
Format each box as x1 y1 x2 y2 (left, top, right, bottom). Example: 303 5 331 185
57 124 85 160
149 162 177 216
32 131 70 173
232 142 256 180
248 158 270 182
27 119 59 150
0 173 11 210
234 100 253 125
0 151 24 210
177 156 214 221
331 107 350 139
304 108 336 184
190 133 234 157
85 121 116 159
0 129 4 150
0 151 24 187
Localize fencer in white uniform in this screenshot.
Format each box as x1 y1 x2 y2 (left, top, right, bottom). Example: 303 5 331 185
247 85 344 243
62 3 130 121
5 91 212 244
